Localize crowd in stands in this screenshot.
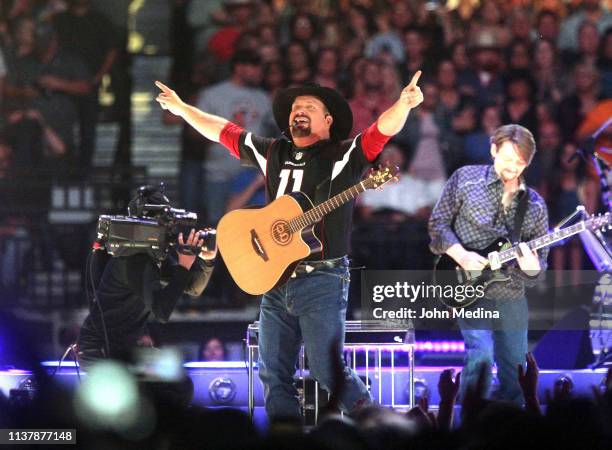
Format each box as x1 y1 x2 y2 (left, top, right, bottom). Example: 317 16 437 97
0 0 118 175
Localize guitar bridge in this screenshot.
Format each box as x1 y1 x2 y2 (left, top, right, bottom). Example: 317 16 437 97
250 229 269 262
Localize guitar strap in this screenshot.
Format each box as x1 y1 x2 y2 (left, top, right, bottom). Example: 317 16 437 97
312 159 335 260
314 173 333 205
511 189 529 244
314 142 336 205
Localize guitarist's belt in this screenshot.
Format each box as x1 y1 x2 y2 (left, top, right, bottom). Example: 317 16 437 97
292 257 347 276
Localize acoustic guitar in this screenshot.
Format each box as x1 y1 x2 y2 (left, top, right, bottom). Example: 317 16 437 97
217 165 397 295
433 212 612 308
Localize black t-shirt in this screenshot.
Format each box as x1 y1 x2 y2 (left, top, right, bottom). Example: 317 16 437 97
236 132 370 260
53 10 117 75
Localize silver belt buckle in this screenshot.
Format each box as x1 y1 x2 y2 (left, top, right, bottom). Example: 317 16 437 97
291 264 314 278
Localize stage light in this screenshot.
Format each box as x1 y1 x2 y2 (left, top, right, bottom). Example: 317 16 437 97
413 340 465 352
490 375 499 398
74 361 140 429
208 377 237 404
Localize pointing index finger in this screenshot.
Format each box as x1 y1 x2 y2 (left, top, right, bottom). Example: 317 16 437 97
155 80 171 93
407 70 422 89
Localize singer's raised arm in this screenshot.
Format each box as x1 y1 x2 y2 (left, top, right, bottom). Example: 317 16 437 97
155 80 274 172
155 80 228 143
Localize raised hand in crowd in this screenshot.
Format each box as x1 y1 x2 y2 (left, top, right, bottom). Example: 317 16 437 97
545 374 573 405
407 395 437 430
460 362 491 427
518 352 542 415
591 367 612 405
437 368 461 431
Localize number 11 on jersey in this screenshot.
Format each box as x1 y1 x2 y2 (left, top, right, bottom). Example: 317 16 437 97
276 169 304 198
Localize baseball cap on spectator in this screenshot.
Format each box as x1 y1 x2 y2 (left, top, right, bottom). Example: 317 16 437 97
468 29 502 54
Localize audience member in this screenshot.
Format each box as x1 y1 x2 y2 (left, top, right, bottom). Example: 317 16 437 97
460 30 505 108
558 62 602 143
53 0 118 168
201 336 226 362
462 103 502 165
4 23 91 167
195 50 274 225
502 70 539 142
598 27 612 98
348 58 395 137
558 0 612 51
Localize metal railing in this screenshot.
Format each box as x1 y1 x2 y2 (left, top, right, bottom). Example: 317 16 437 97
246 320 416 422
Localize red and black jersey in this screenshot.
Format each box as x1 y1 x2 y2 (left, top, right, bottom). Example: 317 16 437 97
219 122 391 260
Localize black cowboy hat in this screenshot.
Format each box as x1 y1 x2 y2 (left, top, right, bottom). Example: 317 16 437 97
272 84 353 141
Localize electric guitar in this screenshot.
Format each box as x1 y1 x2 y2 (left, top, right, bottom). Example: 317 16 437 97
217 165 398 295
433 212 612 309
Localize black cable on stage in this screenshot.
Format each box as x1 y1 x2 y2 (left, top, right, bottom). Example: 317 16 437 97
87 249 111 360
51 250 105 380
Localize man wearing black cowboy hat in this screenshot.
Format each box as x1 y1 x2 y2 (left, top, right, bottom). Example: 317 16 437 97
155 73 423 420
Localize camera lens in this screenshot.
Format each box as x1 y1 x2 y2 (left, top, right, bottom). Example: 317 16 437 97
198 230 217 239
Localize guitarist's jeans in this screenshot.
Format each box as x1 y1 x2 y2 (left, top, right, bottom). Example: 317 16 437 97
458 297 528 405
258 258 371 420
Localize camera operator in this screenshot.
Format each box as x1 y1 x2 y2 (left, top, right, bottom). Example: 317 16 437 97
76 187 216 369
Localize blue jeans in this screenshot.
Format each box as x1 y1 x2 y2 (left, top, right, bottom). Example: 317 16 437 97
458 297 528 405
258 258 371 419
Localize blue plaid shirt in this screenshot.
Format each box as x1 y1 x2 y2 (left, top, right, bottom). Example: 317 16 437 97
428 165 549 300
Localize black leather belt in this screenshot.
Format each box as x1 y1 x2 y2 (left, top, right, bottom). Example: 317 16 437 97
292 257 347 276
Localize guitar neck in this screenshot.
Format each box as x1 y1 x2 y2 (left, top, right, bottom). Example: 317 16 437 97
289 179 373 231
496 221 587 264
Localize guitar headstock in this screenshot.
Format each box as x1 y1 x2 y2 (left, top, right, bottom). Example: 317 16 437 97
366 163 399 189
587 212 612 232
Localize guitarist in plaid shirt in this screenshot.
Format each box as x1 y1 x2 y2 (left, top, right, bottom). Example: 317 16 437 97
429 124 549 404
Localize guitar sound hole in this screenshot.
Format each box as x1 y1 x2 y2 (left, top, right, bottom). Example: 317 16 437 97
271 220 292 246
